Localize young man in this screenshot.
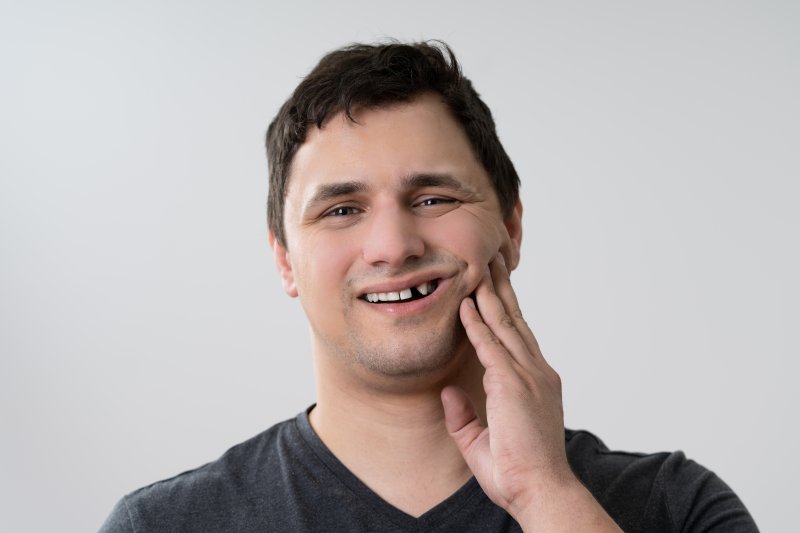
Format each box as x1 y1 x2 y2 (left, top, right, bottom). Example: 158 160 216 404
101 42 758 532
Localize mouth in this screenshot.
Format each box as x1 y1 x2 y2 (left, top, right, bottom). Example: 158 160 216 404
359 279 440 304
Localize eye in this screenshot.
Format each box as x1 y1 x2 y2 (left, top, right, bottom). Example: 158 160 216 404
416 197 457 207
412 196 461 217
324 205 360 217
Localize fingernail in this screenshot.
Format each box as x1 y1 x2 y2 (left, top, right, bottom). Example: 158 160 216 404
464 298 476 309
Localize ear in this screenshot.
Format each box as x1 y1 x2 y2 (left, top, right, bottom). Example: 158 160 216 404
269 231 298 298
503 200 523 271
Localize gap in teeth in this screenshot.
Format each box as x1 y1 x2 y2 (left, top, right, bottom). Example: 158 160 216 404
365 280 437 303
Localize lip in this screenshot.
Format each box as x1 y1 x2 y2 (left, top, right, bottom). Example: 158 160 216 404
356 276 454 317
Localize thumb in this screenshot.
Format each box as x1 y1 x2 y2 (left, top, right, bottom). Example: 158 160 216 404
441 386 488 463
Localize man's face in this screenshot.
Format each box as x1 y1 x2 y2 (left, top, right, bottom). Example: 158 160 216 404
272 93 521 381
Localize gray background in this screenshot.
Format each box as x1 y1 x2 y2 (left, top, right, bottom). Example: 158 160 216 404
1 1 797 531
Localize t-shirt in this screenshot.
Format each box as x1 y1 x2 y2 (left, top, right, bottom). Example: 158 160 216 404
100 408 758 532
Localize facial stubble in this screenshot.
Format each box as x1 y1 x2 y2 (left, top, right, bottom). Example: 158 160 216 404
317 255 474 379
345 310 468 378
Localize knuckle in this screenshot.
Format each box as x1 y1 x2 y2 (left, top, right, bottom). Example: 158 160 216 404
549 370 562 390
485 332 502 346
482 373 503 394
475 330 502 348
499 314 515 329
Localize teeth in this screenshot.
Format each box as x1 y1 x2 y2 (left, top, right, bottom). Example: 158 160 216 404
364 282 435 303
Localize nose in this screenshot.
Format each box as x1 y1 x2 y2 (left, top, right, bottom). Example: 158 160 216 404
361 205 425 267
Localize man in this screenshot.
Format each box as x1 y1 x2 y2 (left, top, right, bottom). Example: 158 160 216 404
101 41 758 532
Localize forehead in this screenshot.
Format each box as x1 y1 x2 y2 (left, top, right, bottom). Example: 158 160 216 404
285 94 490 203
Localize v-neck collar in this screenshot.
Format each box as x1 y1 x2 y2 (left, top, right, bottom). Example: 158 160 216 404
293 406 486 530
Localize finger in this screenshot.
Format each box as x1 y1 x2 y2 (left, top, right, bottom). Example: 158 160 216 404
441 385 483 437
459 297 518 372
490 253 544 360
440 385 491 480
472 264 538 370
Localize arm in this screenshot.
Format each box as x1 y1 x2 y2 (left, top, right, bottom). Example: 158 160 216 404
441 253 621 532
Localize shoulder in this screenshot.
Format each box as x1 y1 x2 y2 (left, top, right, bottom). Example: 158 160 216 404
565 428 679 490
101 416 302 533
564 428 758 532
129 417 293 501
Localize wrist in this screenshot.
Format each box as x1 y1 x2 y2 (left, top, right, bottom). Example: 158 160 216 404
508 473 583 523
510 475 620 532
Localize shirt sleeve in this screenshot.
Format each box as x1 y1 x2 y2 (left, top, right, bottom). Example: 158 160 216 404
660 453 759 532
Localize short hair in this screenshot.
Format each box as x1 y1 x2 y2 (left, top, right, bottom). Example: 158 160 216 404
266 40 520 247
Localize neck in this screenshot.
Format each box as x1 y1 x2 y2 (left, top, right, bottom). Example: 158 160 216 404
308 341 485 517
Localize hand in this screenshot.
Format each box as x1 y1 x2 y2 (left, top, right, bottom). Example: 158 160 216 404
441 254 620 531
441 253 569 512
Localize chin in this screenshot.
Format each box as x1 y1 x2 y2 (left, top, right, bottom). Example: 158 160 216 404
347 321 469 379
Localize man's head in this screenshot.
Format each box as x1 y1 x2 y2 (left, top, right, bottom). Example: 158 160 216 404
266 41 523 385
266 41 520 248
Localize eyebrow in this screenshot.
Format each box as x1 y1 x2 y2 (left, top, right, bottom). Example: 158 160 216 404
305 180 369 209
400 173 474 194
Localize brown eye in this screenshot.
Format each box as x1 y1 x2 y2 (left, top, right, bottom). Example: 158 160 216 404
325 206 359 217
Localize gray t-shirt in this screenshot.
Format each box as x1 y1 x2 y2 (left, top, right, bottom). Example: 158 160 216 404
100 408 758 532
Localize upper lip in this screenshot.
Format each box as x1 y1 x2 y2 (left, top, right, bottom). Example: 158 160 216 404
356 270 452 296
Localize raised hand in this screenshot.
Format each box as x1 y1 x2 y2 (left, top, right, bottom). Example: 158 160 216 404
441 254 621 531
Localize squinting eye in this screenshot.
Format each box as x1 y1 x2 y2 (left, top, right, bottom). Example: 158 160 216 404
325 206 359 217
418 197 455 207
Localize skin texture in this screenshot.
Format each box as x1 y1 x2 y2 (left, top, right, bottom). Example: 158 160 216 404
275 94 516 383
271 94 621 530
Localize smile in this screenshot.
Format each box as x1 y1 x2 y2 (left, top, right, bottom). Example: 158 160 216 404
361 280 439 303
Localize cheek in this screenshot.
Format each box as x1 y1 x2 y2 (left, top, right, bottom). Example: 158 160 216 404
429 212 507 283
292 237 356 311
441 229 498 264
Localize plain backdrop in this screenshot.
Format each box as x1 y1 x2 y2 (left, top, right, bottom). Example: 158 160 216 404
1 1 797 531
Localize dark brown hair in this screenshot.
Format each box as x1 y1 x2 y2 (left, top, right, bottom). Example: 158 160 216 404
266 40 520 247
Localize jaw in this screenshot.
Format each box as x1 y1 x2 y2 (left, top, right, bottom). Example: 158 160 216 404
314 321 477 396
304 260 487 390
